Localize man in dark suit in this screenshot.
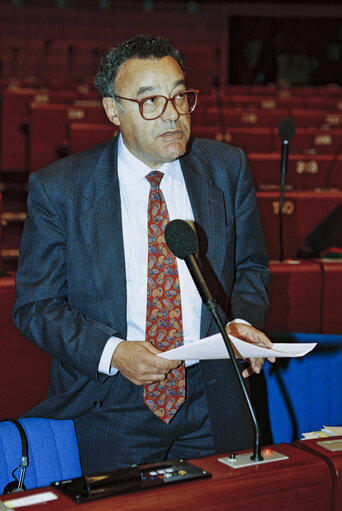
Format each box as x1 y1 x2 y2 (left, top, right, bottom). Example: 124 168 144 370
13 35 273 474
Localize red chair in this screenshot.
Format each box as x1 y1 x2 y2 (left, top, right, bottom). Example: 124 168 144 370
0 88 37 171
191 126 274 152
222 108 289 128
249 152 342 190
314 260 342 335
0 273 51 418
220 94 277 109
256 190 342 260
273 127 342 155
68 123 118 154
291 109 342 128
0 193 2 274
28 102 109 172
0 88 79 171
264 260 322 333
307 96 342 111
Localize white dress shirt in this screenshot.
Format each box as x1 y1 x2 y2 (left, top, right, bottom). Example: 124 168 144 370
98 135 202 374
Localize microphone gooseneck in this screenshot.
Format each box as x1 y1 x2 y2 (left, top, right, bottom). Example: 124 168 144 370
278 117 296 261
164 219 263 461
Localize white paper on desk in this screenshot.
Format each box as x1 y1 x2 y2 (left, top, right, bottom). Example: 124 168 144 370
158 333 316 360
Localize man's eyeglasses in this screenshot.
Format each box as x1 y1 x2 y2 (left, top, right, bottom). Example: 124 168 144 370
113 89 199 120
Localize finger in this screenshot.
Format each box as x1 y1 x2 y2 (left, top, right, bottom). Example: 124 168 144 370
242 365 254 378
250 357 264 374
227 323 273 349
242 357 264 378
144 342 182 369
267 357 276 363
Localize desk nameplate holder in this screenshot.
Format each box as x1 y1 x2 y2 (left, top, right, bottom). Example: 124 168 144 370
219 449 289 469
51 459 211 503
317 439 342 452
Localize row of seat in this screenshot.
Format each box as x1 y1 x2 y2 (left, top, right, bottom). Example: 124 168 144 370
264 260 342 335
1 85 341 270
1 189 341 270
2 85 342 173
191 107 342 129
0 87 103 172
198 92 342 111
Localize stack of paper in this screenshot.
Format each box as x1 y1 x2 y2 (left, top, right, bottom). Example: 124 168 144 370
158 333 317 360
302 426 342 439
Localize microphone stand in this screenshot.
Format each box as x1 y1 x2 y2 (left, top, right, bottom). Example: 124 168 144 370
204 298 263 462
165 219 289 468
184 254 263 461
199 283 287 469
279 139 289 262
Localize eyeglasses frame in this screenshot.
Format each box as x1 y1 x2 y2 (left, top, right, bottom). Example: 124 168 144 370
113 88 199 120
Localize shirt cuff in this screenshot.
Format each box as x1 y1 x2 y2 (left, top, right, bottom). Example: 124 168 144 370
98 336 123 376
228 318 251 326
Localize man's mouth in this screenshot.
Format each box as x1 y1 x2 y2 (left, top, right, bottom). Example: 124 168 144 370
159 130 183 139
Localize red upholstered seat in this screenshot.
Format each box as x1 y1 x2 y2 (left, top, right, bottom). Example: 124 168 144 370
264 260 323 333
0 88 78 171
256 190 342 260
0 194 2 273
68 123 118 154
291 109 342 128
0 273 51 418
28 102 109 172
193 107 289 128
191 126 273 152
314 260 342 335
249 152 342 190
273 127 342 155
307 96 342 111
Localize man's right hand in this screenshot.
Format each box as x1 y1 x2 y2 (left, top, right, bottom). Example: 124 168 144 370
111 341 181 386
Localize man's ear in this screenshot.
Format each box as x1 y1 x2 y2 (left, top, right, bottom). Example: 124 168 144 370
102 97 121 126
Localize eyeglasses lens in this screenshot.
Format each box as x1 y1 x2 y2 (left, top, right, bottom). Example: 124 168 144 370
142 91 197 119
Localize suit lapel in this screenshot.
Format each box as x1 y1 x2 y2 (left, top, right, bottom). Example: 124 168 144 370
180 145 228 337
77 137 229 339
80 138 127 338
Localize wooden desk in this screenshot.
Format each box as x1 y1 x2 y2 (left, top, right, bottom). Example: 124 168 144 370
0 444 333 510
295 437 342 511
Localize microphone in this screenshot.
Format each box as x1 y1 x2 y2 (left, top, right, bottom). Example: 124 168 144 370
164 219 263 462
277 118 295 261
164 220 216 313
278 117 295 143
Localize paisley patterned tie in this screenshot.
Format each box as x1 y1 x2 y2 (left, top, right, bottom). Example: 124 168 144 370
143 171 186 424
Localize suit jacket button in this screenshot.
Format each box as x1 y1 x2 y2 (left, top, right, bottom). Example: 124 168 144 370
93 400 103 408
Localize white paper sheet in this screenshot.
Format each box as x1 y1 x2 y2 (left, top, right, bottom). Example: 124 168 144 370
157 333 316 360
3 491 58 509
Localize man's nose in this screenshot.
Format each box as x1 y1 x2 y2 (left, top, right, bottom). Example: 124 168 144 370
161 98 180 121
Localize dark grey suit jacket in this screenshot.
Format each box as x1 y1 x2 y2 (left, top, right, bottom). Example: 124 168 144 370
13 136 269 454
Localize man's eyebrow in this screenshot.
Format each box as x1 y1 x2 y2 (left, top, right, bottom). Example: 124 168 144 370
174 79 186 89
136 79 186 98
137 86 155 97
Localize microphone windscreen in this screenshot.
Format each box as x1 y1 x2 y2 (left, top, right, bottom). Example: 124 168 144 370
278 117 295 142
164 219 198 260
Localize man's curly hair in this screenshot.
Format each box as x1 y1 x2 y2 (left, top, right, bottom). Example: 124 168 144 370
95 34 185 99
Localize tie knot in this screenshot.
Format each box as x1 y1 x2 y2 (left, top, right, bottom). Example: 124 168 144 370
146 170 164 189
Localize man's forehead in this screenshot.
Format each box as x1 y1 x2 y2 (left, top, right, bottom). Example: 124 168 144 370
114 56 185 94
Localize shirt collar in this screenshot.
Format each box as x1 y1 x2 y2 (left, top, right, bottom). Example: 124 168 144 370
117 133 184 189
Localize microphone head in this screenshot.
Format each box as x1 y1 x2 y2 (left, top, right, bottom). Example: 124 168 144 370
278 117 295 142
164 219 198 260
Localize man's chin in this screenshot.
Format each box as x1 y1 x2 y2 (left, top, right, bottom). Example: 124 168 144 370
160 141 187 162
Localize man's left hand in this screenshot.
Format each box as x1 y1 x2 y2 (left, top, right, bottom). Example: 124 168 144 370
225 322 276 378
